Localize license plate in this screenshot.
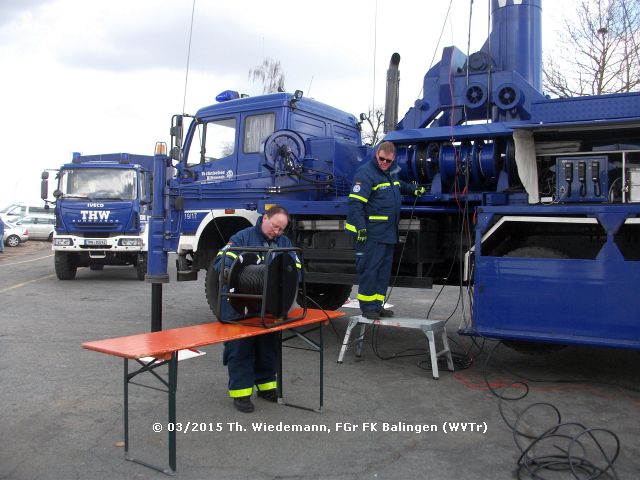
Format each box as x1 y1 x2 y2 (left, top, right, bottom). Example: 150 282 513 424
85 239 108 246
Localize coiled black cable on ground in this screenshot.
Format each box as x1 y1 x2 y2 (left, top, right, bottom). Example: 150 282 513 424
484 342 621 479
417 351 473 371
369 323 474 370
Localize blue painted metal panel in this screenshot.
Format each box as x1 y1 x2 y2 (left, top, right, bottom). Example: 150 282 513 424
473 255 640 349
471 204 640 348
57 201 137 234
530 93 640 124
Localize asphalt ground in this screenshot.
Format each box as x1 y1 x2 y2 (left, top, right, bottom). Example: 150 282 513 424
1 242 639 479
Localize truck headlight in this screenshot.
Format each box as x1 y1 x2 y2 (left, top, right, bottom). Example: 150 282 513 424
54 238 72 246
119 238 143 247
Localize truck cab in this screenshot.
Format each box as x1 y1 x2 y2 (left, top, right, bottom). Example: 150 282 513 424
168 92 368 303
43 153 153 280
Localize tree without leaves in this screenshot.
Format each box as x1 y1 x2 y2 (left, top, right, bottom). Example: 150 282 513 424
248 57 285 94
543 0 640 97
361 108 384 146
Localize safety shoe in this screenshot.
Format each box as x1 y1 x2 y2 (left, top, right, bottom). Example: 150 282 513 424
233 396 255 413
257 389 278 403
362 310 380 320
378 308 394 317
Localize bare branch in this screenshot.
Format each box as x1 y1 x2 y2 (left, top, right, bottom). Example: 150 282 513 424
248 58 286 94
360 108 385 146
543 0 640 97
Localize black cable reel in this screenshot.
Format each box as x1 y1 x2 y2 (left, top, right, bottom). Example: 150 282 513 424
216 247 305 327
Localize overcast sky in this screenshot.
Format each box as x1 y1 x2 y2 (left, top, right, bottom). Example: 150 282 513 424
0 0 574 207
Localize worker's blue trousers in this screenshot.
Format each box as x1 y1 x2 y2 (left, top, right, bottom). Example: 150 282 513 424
222 333 279 398
355 239 395 313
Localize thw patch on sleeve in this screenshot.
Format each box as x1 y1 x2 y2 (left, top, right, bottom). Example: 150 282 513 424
352 184 361 193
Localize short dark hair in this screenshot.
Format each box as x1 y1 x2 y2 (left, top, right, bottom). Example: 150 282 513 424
265 205 289 220
377 141 396 155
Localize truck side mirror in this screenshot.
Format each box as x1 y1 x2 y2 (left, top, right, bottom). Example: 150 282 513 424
41 179 48 200
41 171 49 180
170 115 183 147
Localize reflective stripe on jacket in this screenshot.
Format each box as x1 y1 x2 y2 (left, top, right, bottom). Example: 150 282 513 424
346 159 413 244
214 217 300 272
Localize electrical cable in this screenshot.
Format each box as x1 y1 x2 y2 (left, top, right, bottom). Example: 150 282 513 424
300 293 344 342
483 342 622 479
607 176 622 202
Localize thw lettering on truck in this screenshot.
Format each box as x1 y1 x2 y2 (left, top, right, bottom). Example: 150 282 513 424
80 210 111 222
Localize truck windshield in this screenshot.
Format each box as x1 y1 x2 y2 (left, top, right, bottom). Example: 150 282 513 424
59 168 136 200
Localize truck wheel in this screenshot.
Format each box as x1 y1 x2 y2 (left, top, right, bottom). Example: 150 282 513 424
502 246 567 354
89 264 104 271
6 235 20 247
136 253 147 281
298 283 352 311
204 260 221 319
55 252 77 280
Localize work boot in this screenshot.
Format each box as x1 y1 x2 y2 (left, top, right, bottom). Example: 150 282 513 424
378 308 394 317
362 310 380 320
233 396 255 413
257 389 278 403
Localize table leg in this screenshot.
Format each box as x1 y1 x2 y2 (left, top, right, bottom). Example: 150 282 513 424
168 352 178 473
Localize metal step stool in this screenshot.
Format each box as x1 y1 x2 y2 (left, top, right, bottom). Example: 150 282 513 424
337 316 454 379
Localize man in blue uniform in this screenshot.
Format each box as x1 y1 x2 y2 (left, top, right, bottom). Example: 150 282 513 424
346 141 425 319
214 205 300 413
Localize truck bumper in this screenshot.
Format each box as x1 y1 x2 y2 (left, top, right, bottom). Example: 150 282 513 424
52 234 146 253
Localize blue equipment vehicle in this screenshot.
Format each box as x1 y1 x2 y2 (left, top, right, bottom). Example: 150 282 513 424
148 0 640 349
41 153 154 280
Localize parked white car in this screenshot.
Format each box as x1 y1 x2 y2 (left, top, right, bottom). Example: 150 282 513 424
3 220 29 247
0 203 51 222
16 214 55 241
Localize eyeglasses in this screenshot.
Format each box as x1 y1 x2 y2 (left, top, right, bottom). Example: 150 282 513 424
265 217 287 233
377 155 394 164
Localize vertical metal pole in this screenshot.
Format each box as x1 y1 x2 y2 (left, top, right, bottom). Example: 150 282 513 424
123 359 129 458
622 151 627 203
151 284 163 332
148 152 169 332
168 352 178 473
319 323 324 411
277 331 283 400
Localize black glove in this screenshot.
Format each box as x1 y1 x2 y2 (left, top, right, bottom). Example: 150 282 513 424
414 186 426 196
356 228 367 243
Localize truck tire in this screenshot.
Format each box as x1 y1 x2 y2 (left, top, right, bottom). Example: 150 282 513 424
136 253 147 281
298 283 352 311
89 264 104 271
204 260 221 319
502 246 567 354
55 252 77 280
6 234 20 247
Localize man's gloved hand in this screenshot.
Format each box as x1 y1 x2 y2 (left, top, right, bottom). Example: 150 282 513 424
356 228 367 243
413 186 426 196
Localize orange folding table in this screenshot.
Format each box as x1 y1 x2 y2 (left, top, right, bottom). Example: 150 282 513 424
82 308 344 475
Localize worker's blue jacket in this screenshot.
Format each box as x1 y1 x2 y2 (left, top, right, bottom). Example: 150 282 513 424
214 216 300 272
346 159 414 244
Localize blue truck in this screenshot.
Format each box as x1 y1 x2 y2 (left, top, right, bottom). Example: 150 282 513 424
146 0 640 350
41 152 154 280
